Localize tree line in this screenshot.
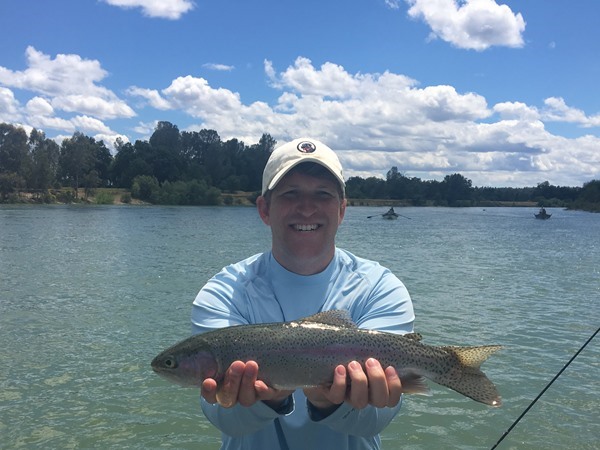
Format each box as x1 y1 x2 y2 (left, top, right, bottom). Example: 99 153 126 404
0 121 598 210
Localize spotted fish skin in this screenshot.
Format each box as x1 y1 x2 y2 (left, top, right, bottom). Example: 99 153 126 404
151 310 502 406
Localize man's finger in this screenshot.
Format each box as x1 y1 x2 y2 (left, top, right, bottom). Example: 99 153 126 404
201 378 218 404
327 364 348 405
237 361 259 407
347 361 368 409
216 361 245 408
364 358 388 408
385 366 403 407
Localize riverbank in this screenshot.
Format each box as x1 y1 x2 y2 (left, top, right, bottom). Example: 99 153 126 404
3 188 598 212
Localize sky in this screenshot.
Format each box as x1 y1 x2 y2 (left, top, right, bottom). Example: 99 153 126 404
1 0 599 188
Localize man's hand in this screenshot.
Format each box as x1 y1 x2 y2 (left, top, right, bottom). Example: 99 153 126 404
201 360 294 409
304 358 402 412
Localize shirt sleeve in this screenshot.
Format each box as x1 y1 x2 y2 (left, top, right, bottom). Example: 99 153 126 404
309 398 403 437
200 396 293 438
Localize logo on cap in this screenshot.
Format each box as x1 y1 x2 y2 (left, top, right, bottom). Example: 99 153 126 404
297 141 316 153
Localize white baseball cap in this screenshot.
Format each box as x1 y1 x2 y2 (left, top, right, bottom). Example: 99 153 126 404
261 138 345 195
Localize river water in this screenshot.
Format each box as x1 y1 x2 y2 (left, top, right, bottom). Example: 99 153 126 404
0 205 598 449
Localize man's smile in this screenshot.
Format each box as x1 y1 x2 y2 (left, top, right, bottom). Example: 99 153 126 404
292 224 320 232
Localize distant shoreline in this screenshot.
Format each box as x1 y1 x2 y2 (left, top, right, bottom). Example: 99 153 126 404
0 188 542 209
4 188 599 212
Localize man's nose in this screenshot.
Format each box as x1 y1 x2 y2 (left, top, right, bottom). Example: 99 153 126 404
295 194 318 215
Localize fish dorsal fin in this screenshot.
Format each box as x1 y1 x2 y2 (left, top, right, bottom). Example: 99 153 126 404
403 332 423 341
299 310 358 328
441 345 503 369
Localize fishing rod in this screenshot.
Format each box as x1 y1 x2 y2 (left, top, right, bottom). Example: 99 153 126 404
490 326 599 449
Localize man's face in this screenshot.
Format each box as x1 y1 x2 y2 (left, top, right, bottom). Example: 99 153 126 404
257 170 346 275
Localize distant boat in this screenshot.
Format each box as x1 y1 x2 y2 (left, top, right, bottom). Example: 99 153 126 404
535 207 551 220
382 207 399 220
367 207 411 220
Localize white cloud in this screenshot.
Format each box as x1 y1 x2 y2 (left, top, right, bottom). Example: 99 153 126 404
132 121 159 136
126 87 172 110
1 46 106 97
542 97 600 128
25 96 54 116
211 58 598 187
267 56 418 100
93 132 130 149
102 0 195 20
125 56 597 187
384 0 401 10
405 0 526 50
493 101 540 121
51 95 134 120
0 87 22 122
202 63 235 71
27 114 113 135
0 47 135 120
129 75 245 118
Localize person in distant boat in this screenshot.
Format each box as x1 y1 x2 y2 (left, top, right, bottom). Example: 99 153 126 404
386 207 395 215
191 138 414 450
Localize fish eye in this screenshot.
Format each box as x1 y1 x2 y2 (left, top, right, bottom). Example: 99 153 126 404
163 356 177 369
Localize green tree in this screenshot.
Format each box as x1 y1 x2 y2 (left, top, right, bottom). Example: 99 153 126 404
93 140 113 186
148 121 183 183
28 129 60 190
59 132 90 196
0 172 25 201
440 173 473 206
581 179 600 202
386 167 410 199
131 175 159 202
239 133 276 191
572 179 600 211
181 129 221 164
0 123 30 177
362 177 387 198
111 139 153 188
59 132 104 197
180 129 222 183
83 170 101 199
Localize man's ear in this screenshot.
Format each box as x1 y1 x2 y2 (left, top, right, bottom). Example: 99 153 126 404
256 195 270 225
339 198 347 224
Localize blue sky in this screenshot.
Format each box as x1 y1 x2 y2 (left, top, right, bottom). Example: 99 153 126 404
1 0 598 187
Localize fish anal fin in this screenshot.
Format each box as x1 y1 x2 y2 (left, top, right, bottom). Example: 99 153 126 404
299 310 358 328
397 370 431 396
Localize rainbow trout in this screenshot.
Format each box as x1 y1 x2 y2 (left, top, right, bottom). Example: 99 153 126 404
151 310 502 406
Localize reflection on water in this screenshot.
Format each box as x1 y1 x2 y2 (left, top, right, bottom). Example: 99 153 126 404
0 205 598 449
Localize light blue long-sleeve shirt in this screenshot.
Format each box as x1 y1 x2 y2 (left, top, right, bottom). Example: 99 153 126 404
191 248 415 450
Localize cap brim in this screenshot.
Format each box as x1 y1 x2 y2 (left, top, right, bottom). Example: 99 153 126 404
266 158 345 194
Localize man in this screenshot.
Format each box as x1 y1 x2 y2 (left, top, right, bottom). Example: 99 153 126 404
191 137 415 449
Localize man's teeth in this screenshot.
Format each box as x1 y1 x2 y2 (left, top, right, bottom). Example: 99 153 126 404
294 224 318 231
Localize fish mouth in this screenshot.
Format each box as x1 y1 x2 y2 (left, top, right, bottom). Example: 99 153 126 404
292 224 320 232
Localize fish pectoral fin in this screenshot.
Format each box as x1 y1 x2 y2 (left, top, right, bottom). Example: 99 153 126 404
397 371 431 396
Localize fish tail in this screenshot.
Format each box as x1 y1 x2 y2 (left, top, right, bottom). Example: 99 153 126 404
435 345 503 407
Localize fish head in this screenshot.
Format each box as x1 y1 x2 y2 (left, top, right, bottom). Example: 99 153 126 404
151 340 218 387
